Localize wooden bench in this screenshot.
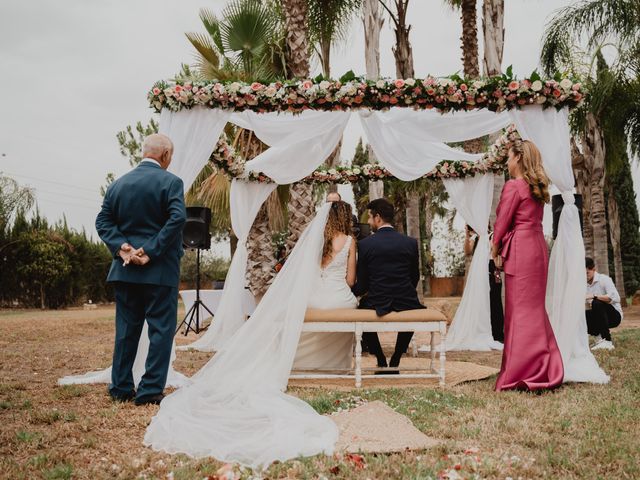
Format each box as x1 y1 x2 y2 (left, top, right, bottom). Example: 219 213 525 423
290 308 447 388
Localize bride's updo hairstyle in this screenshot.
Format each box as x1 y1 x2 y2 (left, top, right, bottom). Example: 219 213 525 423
509 139 551 204
323 200 354 260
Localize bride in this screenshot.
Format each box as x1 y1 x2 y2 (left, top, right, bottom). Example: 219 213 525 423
144 203 352 469
293 200 357 370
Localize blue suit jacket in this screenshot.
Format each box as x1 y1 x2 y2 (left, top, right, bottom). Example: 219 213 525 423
96 161 187 287
352 227 424 316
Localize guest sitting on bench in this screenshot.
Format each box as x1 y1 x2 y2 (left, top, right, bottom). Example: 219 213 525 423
586 257 623 351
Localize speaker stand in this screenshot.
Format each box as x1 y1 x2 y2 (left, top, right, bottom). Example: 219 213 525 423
176 248 214 335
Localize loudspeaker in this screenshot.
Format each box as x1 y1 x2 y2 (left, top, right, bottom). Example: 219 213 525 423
551 194 583 239
183 207 211 249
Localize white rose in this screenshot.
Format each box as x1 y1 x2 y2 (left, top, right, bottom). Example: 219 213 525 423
405 78 416 86
473 80 485 89
228 82 241 93
347 85 357 95
353 167 361 175
328 169 337 175
239 85 252 94
438 78 450 87
376 80 386 89
560 78 572 90
319 80 331 90
531 80 543 92
536 95 547 104
497 97 506 106
265 86 277 97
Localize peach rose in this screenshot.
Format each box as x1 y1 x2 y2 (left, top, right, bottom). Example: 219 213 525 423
302 80 313 89
394 79 405 88
508 81 520 91
251 82 263 91
152 87 161 95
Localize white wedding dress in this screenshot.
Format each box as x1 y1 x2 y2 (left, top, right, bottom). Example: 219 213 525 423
293 236 357 370
144 204 339 469
57 322 190 388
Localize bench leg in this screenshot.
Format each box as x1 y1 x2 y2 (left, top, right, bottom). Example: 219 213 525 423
439 321 446 387
355 324 362 388
410 338 418 357
430 332 436 373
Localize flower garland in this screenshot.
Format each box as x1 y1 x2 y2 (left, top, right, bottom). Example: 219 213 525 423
210 125 521 183
149 71 583 114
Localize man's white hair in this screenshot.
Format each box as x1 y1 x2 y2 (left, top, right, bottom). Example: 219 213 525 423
142 134 173 157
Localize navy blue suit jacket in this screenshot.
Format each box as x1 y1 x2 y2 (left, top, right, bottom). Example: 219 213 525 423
352 227 424 316
96 161 187 287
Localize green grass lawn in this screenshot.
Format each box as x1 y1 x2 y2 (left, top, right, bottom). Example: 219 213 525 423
0 308 638 479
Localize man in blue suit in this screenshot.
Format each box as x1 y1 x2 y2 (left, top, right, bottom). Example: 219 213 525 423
96 134 186 405
352 198 425 369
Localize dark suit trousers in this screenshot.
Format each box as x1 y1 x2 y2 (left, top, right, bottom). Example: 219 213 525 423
586 299 621 341
111 282 177 399
359 302 413 363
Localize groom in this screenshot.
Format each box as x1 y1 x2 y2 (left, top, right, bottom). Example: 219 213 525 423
352 198 425 369
96 134 186 405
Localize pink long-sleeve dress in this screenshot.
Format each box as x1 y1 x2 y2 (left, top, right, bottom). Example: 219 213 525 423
493 178 564 391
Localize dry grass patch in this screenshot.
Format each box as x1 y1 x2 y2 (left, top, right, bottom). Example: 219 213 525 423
0 306 638 479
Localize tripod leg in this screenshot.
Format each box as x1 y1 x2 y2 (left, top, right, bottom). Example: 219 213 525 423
175 302 198 335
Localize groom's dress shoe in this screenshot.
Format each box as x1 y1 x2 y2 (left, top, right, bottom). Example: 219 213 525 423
110 389 136 403
135 393 165 406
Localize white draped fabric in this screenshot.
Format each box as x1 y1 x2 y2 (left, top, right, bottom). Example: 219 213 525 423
142 103 608 468
178 180 277 352
57 322 190 388
509 106 609 383
161 107 231 190
443 174 502 351
145 205 338 469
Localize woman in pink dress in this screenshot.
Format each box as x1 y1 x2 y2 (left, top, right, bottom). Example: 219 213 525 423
491 139 564 391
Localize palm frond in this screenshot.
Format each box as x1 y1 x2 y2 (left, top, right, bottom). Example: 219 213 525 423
185 32 221 68
199 8 225 54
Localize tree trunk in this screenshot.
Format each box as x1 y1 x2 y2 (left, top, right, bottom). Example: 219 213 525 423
482 0 504 77
607 186 626 305
571 137 593 255
460 0 480 78
583 112 608 274
406 191 423 300
282 0 315 253
320 38 331 79
246 204 276 298
483 0 505 226
40 283 45 310
282 0 311 78
363 0 384 200
422 193 435 297
391 1 414 80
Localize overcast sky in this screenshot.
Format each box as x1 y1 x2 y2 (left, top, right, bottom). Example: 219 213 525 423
1 0 638 249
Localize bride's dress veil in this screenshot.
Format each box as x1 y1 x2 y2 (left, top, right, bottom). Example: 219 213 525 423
144 203 338 469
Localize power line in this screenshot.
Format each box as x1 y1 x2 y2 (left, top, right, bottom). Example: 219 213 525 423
35 188 99 203
1 172 100 194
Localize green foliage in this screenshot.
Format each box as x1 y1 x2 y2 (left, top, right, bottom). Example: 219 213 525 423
350 137 371 219
608 156 640 295
180 250 230 286
0 190 114 308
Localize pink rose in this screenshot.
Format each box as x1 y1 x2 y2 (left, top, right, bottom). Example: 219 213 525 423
184 83 193 91
517 98 526 105
447 86 456 95
572 83 581 91
508 81 520 91
394 79 405 88
302 80 313 89
507 93 516 101
552 89 561 98
425 77 436 86
574 93 583 101
174 85 183 93
152 87 161 95
251 82 263 91
389 96 398 104
426 88 436 95
460 84 468 92
522 79 532 88
493 89 503 98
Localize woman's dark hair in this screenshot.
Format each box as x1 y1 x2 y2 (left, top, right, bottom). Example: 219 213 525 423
366 198 394 224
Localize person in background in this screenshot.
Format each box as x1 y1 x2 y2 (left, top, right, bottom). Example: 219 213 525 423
585 257 623 350
465 225 505 343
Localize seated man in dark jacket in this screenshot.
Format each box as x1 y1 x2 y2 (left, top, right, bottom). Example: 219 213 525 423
352 198 425 368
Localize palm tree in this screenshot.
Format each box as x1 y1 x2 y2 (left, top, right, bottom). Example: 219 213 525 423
541 0 640 278
481 0 505 226
186 0 290 296
379 0 424 295
363 0 385 200
308 0 363 78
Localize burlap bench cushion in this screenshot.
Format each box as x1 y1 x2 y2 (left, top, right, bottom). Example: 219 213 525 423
304 308 446 323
